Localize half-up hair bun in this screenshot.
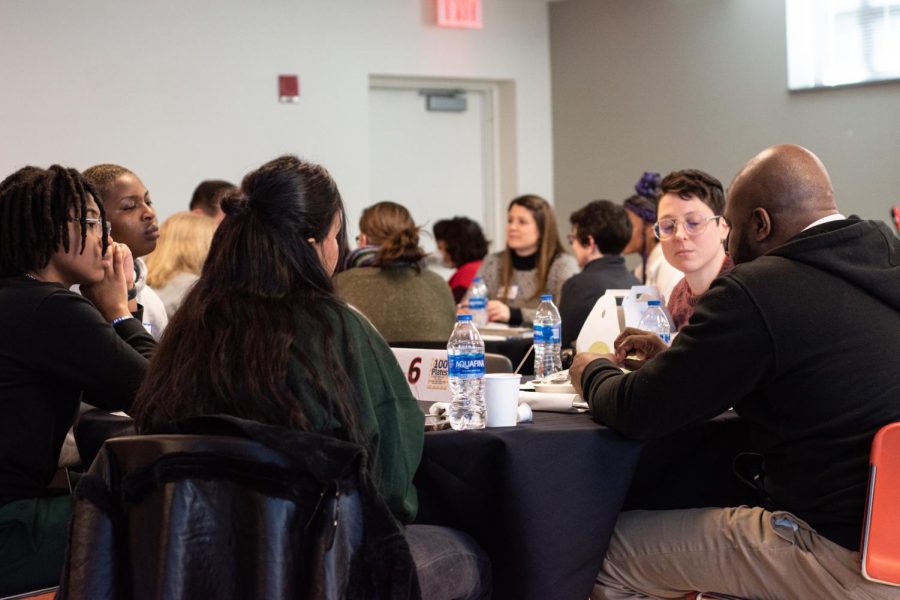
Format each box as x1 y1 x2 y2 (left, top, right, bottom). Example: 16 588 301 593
220 188 250 217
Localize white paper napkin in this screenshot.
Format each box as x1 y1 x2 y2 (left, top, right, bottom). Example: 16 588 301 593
518 391 588 413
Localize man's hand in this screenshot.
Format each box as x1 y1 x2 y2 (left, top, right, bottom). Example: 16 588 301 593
614 327 667 370
570 351 617 396
487 300 511 323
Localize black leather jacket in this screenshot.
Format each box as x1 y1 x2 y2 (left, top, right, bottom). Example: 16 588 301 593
59 415 421 599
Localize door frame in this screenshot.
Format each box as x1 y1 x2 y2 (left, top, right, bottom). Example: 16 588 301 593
368 74 517 250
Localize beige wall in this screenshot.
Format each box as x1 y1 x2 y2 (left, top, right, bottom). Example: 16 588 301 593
550 0 900 227
0 0 555 223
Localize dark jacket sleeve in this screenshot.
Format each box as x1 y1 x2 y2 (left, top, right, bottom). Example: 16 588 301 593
581 274 775 441
30 290 155 412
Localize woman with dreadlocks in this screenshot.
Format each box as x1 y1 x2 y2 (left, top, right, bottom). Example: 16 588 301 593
131 155 490 599
0 165 156 595
622 171 683 303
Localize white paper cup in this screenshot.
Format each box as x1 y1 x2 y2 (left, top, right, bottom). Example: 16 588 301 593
484 373 522 427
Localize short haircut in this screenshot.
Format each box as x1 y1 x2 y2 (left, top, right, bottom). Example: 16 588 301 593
82 164 133 202
0 165 108 276
569 200 632 255
659 169 725 215
433 216 489 266
189 179 236 216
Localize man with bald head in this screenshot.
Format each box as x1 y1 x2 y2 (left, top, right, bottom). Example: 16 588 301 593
573 145 900 599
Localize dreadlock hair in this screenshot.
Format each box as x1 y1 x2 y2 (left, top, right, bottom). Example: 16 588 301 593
82 164 133 202
500 194 566 302
0 165 109 277
131 155 366 448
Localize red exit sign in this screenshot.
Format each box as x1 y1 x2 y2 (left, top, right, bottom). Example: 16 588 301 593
437 0 482 29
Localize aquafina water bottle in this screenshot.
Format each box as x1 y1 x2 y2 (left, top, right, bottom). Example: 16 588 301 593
447 314 486 430
638 299 672 344
465 276 489 328
533 294 562 379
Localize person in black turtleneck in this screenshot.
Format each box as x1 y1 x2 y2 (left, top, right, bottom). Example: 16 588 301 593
476 195 579 326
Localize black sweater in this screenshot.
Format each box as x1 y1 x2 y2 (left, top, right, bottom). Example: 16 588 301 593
0 276 155 504
581 218 900 550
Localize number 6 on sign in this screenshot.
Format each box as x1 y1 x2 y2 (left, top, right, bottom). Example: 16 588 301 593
391 348 451 402
407 357 422 384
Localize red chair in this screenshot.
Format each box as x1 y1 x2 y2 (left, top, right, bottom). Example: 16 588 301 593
860 422 900 586
0 587 58 600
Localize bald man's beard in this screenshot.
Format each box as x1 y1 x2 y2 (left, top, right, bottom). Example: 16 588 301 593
727 230 757 265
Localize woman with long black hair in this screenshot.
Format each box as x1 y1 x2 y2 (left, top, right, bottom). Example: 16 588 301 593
131 155 489 599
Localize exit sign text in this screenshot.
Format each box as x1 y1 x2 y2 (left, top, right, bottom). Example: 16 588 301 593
437 0 483 29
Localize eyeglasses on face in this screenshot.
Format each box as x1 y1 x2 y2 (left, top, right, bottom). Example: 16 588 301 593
653 215 722 240
71 217 112 235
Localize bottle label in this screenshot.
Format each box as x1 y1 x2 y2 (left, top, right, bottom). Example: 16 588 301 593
448 353 485 378
467 297 486 310
657 332 671 345
533 324 560 344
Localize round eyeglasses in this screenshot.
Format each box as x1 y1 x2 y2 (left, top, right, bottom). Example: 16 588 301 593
653 215 722 240
71 217 112 236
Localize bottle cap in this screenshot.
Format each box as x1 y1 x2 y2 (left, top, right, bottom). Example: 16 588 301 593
457 314 473 321
540 294 553 301
473 276 481 282
647 300 661 306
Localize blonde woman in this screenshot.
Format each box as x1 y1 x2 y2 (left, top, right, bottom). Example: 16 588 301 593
146 212 216 318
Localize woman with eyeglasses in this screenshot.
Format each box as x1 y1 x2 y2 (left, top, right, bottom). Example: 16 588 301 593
0 165 156 596
654 169 734 331
622 172 683 303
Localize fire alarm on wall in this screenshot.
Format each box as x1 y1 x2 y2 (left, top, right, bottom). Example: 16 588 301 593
279 75 300 103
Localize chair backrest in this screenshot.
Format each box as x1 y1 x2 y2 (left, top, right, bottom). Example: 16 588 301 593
860 422 900 586
59 434 365 600
485 353 513 374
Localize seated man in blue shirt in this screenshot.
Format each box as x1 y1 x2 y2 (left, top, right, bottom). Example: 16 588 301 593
572 144 900 599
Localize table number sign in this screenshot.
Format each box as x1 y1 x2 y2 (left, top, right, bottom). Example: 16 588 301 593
391 347 452 402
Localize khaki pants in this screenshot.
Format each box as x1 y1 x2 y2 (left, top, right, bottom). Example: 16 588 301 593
592 506 900 600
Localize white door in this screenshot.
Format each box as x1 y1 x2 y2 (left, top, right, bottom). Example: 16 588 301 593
368 84 495 276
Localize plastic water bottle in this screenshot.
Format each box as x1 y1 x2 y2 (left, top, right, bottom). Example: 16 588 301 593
533 294 562 379
638 299 672 344
465 276 489 328
447 314 486 430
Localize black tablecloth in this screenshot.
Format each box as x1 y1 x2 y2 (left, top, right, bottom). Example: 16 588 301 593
413 411 755 600
414 411 643 600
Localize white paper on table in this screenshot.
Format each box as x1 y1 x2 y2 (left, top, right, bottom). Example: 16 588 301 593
575 285 668 354
519 391 588 413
